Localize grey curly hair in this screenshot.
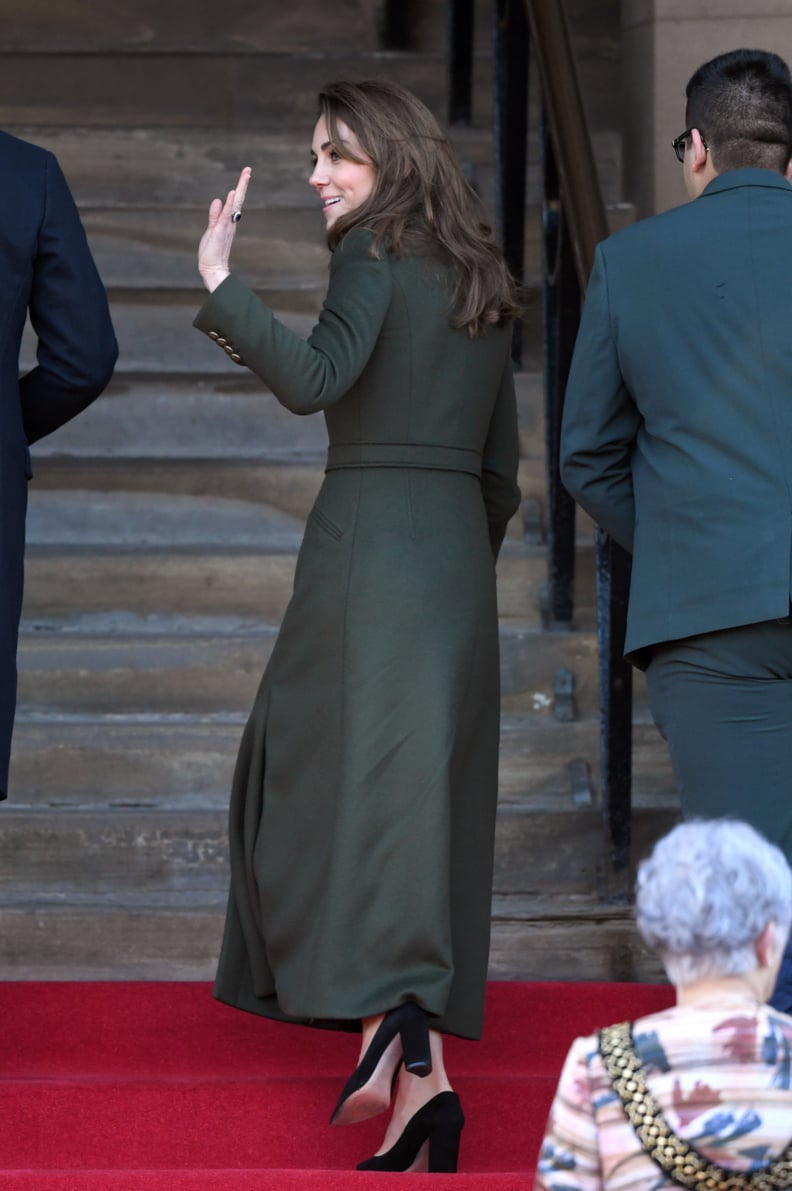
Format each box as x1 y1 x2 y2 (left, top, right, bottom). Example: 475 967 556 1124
635 819 792 986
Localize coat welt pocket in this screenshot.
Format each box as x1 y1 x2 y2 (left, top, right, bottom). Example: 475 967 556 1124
309 506 344 541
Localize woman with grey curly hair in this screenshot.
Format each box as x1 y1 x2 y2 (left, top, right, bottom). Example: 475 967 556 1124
636 819 792 988
536 819 792 1190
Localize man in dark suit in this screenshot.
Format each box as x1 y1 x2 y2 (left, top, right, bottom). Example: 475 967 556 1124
0 131 117 801
560 49 792 1009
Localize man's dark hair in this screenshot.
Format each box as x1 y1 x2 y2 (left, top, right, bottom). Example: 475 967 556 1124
685 48 792 173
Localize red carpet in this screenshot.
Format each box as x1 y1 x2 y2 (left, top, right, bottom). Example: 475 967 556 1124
0 980 674 1188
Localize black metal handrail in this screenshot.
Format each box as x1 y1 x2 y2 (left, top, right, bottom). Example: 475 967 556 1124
493 0 528 364
525 2 608 282
440 0 635 895
449 0 476 125
524 0 634 898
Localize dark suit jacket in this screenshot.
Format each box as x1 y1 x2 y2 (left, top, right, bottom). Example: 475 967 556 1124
0 130 117 798
561 169 792 661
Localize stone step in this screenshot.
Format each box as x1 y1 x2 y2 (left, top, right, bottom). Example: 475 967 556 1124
0 124 543 299
31 459 328 529
6 0 508 63
9 717 243 810
12 624 571 714
4 1 384 55
27 448 548 534
494 801 679 897
19 367 563 576
0 0 620 140
22 366 568 549
26 489 307 550
0 124 540 211
5 125 622 267
500 619 655 715
54 204 543 296
29 457 554 545
23 474 583 568
15 617 649 720
28 371 543 462
16 628 277 716
0 785 678 899
489 895 666 983
20 539 591 629
22 287 543 377
23 487 545 552
22 548 297 622
0 52 495 129
0 808 229 896
497 716 674 806
73 189 619 296
67 203 558 302
6 127 334 210
22 298 318 377
82 207 330 295
0 897 225 980
7 712 673 811
0 894 667 982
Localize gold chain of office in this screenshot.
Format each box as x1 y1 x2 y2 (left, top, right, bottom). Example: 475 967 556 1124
598 1021 792 1191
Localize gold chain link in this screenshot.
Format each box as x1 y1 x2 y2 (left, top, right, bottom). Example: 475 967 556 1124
599 1021 792 1190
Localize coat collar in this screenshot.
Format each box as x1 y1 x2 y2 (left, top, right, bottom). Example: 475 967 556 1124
700 168 792 199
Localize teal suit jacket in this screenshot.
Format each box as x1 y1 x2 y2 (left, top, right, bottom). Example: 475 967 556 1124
561 169 792 660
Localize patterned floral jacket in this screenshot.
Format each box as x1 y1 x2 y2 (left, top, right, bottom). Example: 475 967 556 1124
535 1001 792 1189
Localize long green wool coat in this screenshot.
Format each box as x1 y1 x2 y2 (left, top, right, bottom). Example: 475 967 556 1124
194 228 521 1040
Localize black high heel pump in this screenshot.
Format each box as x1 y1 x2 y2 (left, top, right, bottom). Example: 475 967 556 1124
330 1002 431 1126
356 1091 464 1173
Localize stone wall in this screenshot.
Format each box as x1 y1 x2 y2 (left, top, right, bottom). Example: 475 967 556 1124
623 0 792 217
0 0 453 127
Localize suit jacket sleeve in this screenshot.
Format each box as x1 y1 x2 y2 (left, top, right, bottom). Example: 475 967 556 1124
20 152 118 445
560 244 640 552
481 352 521 560
193 227 393 414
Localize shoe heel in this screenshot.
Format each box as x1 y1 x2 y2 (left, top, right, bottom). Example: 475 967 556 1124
356 1092 464 1173
330 1002 428 1126
428 1094 464 1173
428 1123 461 1173
400 1005 431 1076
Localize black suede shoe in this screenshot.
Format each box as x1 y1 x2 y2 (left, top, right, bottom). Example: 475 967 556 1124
356 1091 464 1172
330 1002 431 1126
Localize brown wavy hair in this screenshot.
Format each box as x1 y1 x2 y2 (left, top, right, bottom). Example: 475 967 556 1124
317 79 521 336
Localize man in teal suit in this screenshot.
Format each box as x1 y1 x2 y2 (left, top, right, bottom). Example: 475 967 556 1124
561 49 792 1009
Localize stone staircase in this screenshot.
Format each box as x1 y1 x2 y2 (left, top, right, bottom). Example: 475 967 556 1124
0 0 677 984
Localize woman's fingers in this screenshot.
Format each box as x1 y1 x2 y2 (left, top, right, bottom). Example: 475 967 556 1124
231 166 252 216
206 197 224 228
198 168 252 292
220 167 252 223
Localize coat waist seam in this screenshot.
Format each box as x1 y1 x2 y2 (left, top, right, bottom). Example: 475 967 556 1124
326 442 482 477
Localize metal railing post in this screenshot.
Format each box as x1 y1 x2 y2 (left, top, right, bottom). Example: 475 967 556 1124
541 111 578 627
380 0 411 49
448 0 475 125
596 532 633 898
493 0 529 366
526 0 633 889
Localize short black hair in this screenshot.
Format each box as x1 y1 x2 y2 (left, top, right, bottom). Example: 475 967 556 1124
685 48 792 173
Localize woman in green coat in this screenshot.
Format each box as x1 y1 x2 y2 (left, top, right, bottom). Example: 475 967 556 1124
195 80 521 1173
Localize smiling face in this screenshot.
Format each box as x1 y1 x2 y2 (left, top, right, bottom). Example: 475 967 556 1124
309 114 377 229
